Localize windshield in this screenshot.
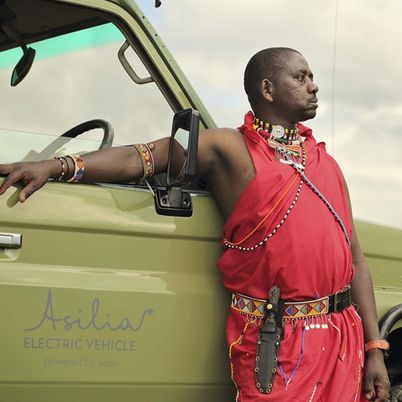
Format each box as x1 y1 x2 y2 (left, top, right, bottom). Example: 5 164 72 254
0 23 174 160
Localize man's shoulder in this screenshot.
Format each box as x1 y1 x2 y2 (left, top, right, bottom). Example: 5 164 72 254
201 127 245 151
201 127 240 136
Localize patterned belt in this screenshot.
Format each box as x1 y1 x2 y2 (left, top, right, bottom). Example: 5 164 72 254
231 286 351 319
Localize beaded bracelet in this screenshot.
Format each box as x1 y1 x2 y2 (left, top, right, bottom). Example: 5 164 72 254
54 156 68 181
133 143 155 179
364 339 389 352
66 154 85 182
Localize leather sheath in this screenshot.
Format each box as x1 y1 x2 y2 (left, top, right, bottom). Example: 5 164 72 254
255 286 283 394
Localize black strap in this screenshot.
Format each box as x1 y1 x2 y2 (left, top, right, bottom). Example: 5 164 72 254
327 286 352 313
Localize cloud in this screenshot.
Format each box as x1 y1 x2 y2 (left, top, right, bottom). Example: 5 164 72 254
1 1 401 229
137 0 402 229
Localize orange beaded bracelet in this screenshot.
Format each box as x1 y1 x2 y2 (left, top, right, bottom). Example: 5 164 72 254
133 143 155 179
364 339 389 352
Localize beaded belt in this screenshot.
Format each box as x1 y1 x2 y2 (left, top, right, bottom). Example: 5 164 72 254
231 286 351 319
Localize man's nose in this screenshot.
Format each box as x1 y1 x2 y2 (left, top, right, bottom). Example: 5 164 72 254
309 79 319 93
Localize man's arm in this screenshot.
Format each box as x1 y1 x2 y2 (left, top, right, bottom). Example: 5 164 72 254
344 180 390 401
0 137 184 202
0 129 223 203
351 229 390 401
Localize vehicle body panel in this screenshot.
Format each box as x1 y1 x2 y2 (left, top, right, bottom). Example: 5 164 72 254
0 179 232 401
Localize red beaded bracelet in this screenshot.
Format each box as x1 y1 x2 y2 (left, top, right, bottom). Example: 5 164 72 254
364 339 389 352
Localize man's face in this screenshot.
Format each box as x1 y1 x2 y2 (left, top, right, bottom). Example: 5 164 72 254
271 52 319 123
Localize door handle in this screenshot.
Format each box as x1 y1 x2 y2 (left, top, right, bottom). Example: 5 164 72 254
0 233 22 249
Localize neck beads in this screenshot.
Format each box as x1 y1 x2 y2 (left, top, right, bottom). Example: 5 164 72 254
253 116 304 165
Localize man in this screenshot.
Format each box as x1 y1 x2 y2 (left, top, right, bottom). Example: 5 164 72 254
0 47 390 401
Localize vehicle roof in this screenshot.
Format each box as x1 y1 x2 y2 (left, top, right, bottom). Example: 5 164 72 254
0 0 107 51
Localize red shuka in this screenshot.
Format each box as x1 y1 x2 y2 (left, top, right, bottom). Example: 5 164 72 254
217 112 366 402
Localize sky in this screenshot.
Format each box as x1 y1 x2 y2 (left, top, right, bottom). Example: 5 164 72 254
136 0 402 230
0 0 401 230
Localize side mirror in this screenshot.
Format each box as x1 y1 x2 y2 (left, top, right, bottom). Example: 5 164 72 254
11 46 36 86
0 21 36 86
167 108 199 186
154 109 200 217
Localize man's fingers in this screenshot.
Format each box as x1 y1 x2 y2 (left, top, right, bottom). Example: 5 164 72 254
364 374 375 400
374 378 390 401
19 180 42 203
0 169 22 195
0 164 11 176
365 375 390 401
0 161 51 203
0 163 15 174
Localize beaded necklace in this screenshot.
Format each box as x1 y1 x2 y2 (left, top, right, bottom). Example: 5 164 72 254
223 143 306 251
253 117 298 144
223 115 352 250
253 118 303 164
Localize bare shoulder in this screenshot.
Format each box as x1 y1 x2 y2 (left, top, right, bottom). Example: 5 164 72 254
199 127 246 154
200 127 243 138
198 127 254 218
202 127 238 133
198 126 252 174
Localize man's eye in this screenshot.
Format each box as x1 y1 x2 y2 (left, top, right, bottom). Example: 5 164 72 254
296 75 305 82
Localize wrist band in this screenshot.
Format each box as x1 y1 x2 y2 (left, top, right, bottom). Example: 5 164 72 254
364 339 389 352
55 157 67 181
66 154 85 182
133 143 155 179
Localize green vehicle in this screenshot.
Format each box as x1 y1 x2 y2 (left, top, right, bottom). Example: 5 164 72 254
0 1 401 401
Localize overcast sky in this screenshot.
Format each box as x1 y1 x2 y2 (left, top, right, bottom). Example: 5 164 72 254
137 0 402 230
1 0 401 230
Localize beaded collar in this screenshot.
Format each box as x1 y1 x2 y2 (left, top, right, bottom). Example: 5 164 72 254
253 117 298 144
252 116 303 160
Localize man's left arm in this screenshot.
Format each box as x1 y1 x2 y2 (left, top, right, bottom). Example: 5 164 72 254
344 180 390 401
351 229 390 401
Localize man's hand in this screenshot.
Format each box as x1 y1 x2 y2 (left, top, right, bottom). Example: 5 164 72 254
363 349 390 401
0 160 58 202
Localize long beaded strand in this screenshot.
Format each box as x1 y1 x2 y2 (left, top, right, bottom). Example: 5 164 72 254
223 143 306 251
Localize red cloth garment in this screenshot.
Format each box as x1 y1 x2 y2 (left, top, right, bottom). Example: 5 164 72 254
217 112 366 402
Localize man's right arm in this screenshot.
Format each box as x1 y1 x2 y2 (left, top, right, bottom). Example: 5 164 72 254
0 130 222 203
0 137 173 202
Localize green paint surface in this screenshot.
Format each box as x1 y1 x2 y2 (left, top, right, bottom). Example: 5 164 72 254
0 23 122 70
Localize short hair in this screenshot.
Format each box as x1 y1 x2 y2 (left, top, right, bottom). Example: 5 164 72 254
244 47 300 107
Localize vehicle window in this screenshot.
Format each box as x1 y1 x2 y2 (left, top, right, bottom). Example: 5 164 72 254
0 23 174 161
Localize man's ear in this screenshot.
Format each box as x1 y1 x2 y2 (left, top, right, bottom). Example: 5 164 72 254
261 78 274 103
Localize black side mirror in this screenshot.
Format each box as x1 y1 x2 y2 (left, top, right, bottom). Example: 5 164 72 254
167 108 199 186
154 109 200 217
11 45 36 86
0 20 36 86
